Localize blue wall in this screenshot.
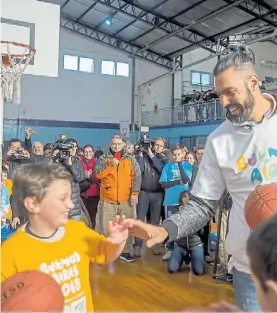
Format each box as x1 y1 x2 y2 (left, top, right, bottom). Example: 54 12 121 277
4 118 223 149
149 120 223 144
3 119 121 149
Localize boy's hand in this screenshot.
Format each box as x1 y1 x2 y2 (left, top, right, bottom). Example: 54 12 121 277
107 215 130 245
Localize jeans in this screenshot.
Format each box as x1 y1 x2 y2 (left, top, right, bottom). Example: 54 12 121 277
165 205 179 251
233 267 261 312
168 244 204 275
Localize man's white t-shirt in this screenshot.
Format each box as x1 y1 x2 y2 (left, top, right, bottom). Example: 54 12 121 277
191 94 277 274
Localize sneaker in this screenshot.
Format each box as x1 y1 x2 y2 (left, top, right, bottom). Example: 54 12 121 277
133 246 141 258
162 250 172 261
120 253 135 262
214 273 233 284
215 265 227 277
226 273 233 283
152 245 161 255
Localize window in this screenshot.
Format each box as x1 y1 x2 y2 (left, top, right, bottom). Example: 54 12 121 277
191 71 212 87
116 62 129 77
191 72 201 85
64 55 78 71
79 57 94 73
101 60 115 75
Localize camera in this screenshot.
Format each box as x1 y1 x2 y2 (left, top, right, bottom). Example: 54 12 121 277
135 135 154 154
52 135 74 162
15 147 24 154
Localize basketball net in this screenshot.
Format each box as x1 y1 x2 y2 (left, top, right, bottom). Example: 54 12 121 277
1 41 36 104
0 41 36 193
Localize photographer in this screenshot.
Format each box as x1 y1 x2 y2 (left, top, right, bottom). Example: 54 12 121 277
52 138 85 221
5 130 33 176
134 137 169 257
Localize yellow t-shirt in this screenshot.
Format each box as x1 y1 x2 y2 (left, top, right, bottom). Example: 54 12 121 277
1 220 107 312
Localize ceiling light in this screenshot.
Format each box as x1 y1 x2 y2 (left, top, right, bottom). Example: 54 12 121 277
105 17 112 26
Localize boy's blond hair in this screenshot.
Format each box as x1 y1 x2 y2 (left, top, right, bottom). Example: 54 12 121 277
12 163 71 217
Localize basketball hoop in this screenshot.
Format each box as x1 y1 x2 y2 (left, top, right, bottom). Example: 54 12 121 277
1 41 36 104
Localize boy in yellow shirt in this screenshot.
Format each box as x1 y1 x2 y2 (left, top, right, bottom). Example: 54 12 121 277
1 163 130 312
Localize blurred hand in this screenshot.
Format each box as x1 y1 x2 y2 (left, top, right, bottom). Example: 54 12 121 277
85 170 91 178
148 146 154 157
1 212 8 220
11 217 20 228
6 149 15 156
107 215 130 245
125 219 168 247
22 150 30 158
130 194 138 206
112 158 120 166
25 128 34 139
66 157 73 166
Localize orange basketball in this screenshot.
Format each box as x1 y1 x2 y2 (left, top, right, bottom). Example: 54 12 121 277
245 184 277 229
1 271 64 312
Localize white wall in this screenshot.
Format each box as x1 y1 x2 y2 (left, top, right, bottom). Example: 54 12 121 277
181 42 277 95
135 60 172 112
4 28 133 123
4 27 174 125
250 42 277 79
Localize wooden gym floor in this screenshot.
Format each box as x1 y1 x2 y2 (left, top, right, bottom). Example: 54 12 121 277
92 246 234 312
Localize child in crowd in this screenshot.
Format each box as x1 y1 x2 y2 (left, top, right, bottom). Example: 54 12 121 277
159 145 192 260
1 163 130 312
167 190 205 276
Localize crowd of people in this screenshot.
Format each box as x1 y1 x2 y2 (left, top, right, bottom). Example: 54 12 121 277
1 44 277 313
2 129 227 278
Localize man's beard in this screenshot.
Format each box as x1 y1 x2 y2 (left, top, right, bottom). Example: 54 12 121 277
225 87 255 124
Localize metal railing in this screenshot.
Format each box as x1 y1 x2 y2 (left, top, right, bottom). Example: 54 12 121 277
141 99 226 127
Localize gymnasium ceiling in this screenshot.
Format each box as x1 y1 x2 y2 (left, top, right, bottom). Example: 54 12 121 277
43 0 277 69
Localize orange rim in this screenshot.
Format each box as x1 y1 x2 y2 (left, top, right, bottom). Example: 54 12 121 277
1 41 36 66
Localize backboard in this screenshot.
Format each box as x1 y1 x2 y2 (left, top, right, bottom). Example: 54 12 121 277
1 0 60 77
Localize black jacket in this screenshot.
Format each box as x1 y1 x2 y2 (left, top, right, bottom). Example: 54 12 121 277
136 152 169 192
60 157 85 217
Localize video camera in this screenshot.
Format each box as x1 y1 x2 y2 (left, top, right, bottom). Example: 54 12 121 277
135 133 154 154
52 134 74 162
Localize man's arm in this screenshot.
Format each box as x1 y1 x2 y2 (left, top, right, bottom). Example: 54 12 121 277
150 155 164 173
95 154 117 179
130 155 142 195
163 195 220 241
136 154 145 174
66 158 85 183
162 137 225 240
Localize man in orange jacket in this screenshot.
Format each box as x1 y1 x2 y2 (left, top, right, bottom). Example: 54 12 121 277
95 135 142 262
